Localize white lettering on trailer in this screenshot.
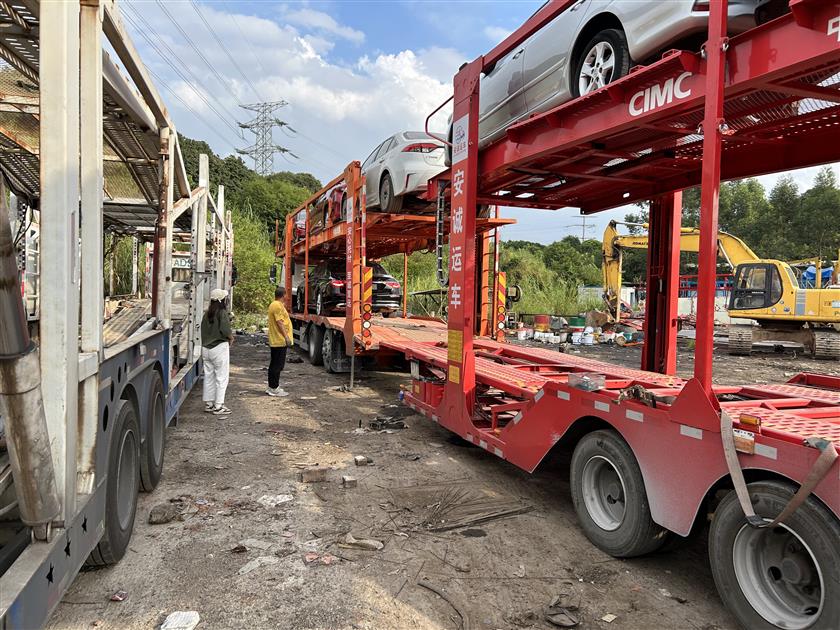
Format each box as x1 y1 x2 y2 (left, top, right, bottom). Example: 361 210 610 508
512 411 523 424
754 443 778 460
679 424 703 440
452 114 469 164
450 245 463 273
494 447 504 458
557 390 571 401
594 401 610 412
452 206 464 234
449 283 462 309
453 168 465 197
829 13 840 41
626 409 644 423
629 72 693 117
534 390 545 402
432 415 439 423
479 439 488 449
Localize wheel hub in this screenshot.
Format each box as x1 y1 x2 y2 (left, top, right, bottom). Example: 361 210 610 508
581 455 627 531
579 41 616 95
733 524 823 628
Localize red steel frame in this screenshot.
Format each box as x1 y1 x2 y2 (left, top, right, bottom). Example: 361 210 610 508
396 0 840 537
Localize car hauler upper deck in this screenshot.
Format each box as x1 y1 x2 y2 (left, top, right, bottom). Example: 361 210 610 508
286 2 840 628
0 2 232 627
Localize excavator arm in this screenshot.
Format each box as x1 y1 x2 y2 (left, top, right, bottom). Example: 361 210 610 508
602 221 760 320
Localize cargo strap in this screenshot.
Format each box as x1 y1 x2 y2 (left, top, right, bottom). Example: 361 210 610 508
720 410 838 528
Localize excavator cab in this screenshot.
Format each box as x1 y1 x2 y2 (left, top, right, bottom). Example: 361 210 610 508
729 263 783 311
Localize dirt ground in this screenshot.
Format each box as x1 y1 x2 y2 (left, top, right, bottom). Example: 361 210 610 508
47 337 839 630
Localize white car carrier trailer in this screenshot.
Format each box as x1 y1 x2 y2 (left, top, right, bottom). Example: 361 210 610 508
0 1 233 627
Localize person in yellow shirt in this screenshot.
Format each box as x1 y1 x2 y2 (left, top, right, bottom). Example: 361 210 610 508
267 286 293 397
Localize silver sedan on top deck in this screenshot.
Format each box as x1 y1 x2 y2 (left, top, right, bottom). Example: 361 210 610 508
469 0 788 148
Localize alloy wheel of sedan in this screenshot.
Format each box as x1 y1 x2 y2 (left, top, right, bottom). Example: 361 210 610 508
579 41 616 95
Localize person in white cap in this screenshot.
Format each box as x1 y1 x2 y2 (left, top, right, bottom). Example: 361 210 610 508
201 288 234 414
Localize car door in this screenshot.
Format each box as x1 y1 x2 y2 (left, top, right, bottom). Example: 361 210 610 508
362 140 386 206
522 0 595 115
478 44 526 143
364 137 395 207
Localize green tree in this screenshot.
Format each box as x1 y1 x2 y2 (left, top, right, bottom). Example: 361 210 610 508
231 208 276 314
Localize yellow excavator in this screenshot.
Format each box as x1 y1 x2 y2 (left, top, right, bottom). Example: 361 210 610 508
602 221 840 359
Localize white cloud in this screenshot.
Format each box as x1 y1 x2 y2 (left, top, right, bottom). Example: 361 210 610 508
484 26 513 42
284 8 365 44
120 2 457 181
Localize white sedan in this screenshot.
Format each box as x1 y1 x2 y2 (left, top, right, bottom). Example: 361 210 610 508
362 132 446 213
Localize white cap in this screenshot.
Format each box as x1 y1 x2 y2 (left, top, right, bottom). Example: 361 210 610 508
210 288 228 302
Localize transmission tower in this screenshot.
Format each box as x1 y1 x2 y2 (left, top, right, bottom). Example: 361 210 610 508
236 101 296 175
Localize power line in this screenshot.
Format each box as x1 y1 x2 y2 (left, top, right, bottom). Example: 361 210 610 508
224 1 269 80
153 0 243 122
145 66 241 148
190 0 264 102
121 6 244 141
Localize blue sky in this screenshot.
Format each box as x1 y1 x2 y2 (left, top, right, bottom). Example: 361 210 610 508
120 0 837 244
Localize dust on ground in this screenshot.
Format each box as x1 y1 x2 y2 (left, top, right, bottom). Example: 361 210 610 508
49 335 830 630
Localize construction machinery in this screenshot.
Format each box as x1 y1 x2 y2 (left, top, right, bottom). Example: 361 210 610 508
603 220 840 358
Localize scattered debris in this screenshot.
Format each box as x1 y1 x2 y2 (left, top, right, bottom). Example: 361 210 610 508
429 442 444 448
659 588 688 604
229 544 247 554
292 462 319 468
286 354 304 364
238 555 279 575
256 494 294 508
513 564 526 578
545 594 580 628
339 532 384 551
417 579 470 630
303 552 339 565
109 590 128 602
341 475 357 488
148 503 180 525
600 613 617 623
369 416 406 430
334 384 351 392
505 609 539 627
354 455 372 466
298 467 328 483
300 396 317 400
401 453 422 461
239 539 274 551
160 611 200 630
460 528 486 538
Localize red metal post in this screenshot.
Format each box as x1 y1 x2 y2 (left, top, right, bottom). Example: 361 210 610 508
283 216 293 311
402 250 408 319
641 192 681 375
694 0 728 393
441 58 482 429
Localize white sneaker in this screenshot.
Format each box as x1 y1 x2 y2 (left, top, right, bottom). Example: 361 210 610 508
267 388 288 398
204 402 215 413
212 405 232 415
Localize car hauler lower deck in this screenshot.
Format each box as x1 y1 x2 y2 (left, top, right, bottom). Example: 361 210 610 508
0 2 233 627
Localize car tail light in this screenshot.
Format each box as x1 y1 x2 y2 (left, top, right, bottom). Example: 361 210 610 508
330 279 345 288
384 281 400 289
402 143 441 153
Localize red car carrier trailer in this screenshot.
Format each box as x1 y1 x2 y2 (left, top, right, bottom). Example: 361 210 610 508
277 161 513 373
284 2 840 628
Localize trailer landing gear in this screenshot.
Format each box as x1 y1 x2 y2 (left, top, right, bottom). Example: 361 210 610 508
86 400 140 566
709 480 840 630
570 430 667 558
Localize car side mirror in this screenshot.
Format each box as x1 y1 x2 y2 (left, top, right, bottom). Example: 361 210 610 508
269 263 277 284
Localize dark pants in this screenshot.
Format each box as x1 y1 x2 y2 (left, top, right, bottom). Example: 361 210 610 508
268 346 288 389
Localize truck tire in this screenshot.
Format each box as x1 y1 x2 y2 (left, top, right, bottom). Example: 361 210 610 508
570 430 667 557
308 325 324 366
322 329 336 373
729 325 754 356
86 400 140 567
812 330 840 360
140 371 165 492
709 480 840 630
